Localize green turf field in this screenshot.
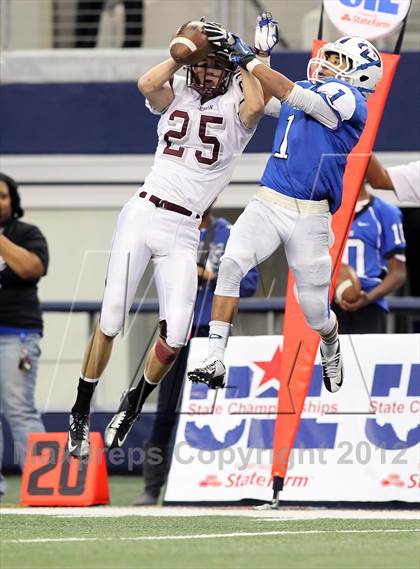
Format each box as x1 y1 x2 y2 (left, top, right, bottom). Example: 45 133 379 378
1 476 419 569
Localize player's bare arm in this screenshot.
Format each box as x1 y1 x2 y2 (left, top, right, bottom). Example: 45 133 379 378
366 154 394 190
340 256 406 312
247 64 294 101
238 69 264 130
241 57 343 130
137 57 183 112
205 28 340 127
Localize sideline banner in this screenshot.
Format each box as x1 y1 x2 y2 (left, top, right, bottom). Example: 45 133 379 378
165 335 420 503
323 0 411 40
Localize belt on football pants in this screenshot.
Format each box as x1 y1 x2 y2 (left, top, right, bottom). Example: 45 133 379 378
139 191 200 219
258 187 330 214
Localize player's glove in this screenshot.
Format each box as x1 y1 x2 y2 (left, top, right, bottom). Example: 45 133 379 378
202 21 235 49
200 16 222 28
228 35 257 70
254 11 279 55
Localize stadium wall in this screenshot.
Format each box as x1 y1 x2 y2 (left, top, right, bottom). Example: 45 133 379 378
1 52 420 154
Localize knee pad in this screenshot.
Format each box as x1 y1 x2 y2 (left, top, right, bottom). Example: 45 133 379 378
297 285 330 332
99 313 123 338
214 257 244 298
155 339 179 365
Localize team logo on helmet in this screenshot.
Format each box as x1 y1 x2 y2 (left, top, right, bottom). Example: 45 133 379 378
307 36 383 97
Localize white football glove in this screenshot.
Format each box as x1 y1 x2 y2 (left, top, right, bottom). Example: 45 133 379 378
254 11 279 55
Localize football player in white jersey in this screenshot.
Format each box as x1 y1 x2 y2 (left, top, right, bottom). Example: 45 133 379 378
67 19 274 458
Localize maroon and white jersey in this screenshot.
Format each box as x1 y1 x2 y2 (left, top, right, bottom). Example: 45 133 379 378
141 74 255 215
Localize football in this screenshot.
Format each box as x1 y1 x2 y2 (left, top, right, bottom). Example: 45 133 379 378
335 263 361 303
169 21 212 65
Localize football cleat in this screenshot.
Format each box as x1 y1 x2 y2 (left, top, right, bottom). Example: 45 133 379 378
320 340 344 393
187 358 226 389
104 387 140 449
68 411 90 459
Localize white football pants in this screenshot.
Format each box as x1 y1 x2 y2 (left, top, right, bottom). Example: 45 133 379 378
100 193 200 347
215 191 334 333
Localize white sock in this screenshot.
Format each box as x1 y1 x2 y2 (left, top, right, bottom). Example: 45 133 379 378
208 320 231 362
320 337 339 358
320 312 339 358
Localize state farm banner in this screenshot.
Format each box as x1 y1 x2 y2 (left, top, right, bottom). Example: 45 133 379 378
164 335 420 503
324 0 411 40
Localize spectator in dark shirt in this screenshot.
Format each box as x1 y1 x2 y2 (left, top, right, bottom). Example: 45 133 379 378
0 173 49 499
133 205 258 505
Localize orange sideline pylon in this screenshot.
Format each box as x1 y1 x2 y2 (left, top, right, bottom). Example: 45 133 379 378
270 43 401 497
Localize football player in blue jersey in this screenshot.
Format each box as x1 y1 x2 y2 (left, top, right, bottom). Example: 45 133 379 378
334 183 406 333
188 17 383 394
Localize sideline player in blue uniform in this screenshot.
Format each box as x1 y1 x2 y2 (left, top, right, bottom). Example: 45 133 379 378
189 17 384 393
334 184 406 333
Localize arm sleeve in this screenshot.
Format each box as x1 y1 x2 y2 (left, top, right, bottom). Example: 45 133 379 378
388 161 420 204
144 74 186 115
239 266 259 297
286 82 356 130
22 225 49 275
264 97 281 118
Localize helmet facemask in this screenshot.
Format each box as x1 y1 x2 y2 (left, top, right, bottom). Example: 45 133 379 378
307 36 383 97
308 47 354 85
187 52 235 100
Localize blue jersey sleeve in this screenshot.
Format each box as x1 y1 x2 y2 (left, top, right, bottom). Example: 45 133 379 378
315 79 367 131
377 202 406 259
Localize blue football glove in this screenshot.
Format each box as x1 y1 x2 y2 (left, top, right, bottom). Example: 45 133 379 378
228 35 256 69
254 11 279 55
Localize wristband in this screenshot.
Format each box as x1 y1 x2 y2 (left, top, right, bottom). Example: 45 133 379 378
246 58 263 73
256 53 270 66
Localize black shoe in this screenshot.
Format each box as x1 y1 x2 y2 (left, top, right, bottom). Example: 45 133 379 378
104 387 140 449
68 411 90 458
320 340 344 393
187 358 226 389
132 491 159 506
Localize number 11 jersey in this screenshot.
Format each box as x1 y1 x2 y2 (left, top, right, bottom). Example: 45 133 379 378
142 74 256 215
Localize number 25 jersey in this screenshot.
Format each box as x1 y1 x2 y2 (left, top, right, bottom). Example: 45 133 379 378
142 74 256 215
261 78 367 213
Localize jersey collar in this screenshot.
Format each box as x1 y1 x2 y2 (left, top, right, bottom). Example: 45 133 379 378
354 196 374 219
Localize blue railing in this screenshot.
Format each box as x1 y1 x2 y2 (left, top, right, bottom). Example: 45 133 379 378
40 296 420 336
41 297 420 314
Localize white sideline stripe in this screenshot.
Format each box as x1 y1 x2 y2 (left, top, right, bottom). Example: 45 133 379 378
3 528 420 544
1 507 419 520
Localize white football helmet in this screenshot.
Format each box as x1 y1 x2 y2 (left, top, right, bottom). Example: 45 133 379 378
307 36 383 97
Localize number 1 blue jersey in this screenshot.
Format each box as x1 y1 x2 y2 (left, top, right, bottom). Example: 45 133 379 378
261 79 367 213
